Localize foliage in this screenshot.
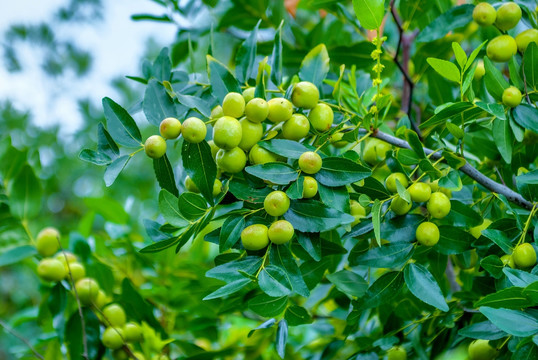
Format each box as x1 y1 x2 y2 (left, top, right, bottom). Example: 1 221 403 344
1 0 538 359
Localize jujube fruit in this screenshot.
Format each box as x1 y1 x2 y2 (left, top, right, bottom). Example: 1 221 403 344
308 103 333 132
159 117 182 139
144 135 167 159
241 224 269 251
268 220 295 244
512 243 537 268
474 60 485 80
36 227 60 257
68 262 86 282
469 219 492 239
291 81 319 109
472 3 496 27
208 140 219 160
387 346 407 360
238 118 263 151
416 222 440 246
245 98 269 123
408 182 431 202
264 191 290 217
282 114 310 140
75 277 100 305
103 304 126 327
361 138 391 165
390 196 412 216
267 98 293 123
242 87 256 103
385 172 408 193
210 105 223 119
495 2 521 31
298 151 322 174
181 117 207 143
185 176 200 193
102 327 124 349
350 200 366 226
55 251 77 265
249 144 279 165
213 116 242 150
216 147 247 174
468 339 498 360
502 86 522 108
330 132 348 148
37 258 67 282
222 92 245 118
486 35 517 62
124 322 143 342
95 290 109 309
302 176 318 198
213 179 223 197
516 29 538 53
427 192 451 219
501 254 515 268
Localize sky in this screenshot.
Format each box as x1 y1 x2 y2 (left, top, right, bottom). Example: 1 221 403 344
0 0 177 134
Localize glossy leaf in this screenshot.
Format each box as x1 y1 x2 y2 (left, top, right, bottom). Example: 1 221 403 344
284 200 354 233
427 58 460 83
326 270 368 297
9 164 42 220
298 44 330 87
483 57 509 101
352 0 385 30
353 242 414 269
404 263 449 311
245 162 298 185
479 307 538 337
182 141 217 204
153 154 178 197
315 157 371 187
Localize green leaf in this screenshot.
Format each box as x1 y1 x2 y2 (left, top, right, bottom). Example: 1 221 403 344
203 278 252 300
159 190 188 228
65 308 101 360
285 200 354 233
480 255 504 279
475 287 531 309
178 192 208 220
523 282 538 304
452 42 467 69
479 306 538 337
84 196 128 224
483 57 509 101
276 320 288 358
229 179 271 203
248 319 276 337
259 265 292 297
516 170 538 202
404 130 426 158
458 321 507 340
360 271 404 309
326 270 368 297
258 139 310 159
351 177 391 200
318 184 350 211
492 118 513 163
503 268 538 287
79 149 111 166
416 5 474 43
285 305 312 326
207 55 242 102
104 155 131 187
143 79 182 127
153 154 178 197
245 162 298 185
371 199 382 247
352 0 385 30
316 157 371 187
235 20 260 83
298 44 330 87
286 177 304 200
427 58 460 83
420 102 482 129
248 294 287 317
119 279 164 334
509 57 524 90
353 243 414 269
512 104 538 133
270 21 283 86
481 229 513 254
404 263 449 311
523 42 537 91
446 122 464 140
206 256 263 282
97 122 119 157
219 215 245 252
395 179 411 204
176 93 211 118
444 200 481 227
270 244 310 297
182 141 217 204
296 232 321 261
397 148 420 165
0 245 37 267
151 47 171 82
102 97 142 147
436 225 473 254
9 164 42 220
464 40 487 72
255 56 269 99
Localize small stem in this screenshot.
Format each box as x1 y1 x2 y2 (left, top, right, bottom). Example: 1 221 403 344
0 319 44 360
515 204 538 247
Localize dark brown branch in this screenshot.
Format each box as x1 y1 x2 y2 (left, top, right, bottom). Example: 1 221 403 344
360 129 534 210
0 319 44 360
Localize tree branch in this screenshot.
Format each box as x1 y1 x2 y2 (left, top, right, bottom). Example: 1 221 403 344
0 319 44 360
359 129 534 210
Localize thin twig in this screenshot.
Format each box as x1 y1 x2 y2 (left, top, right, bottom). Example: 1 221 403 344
359 129 534 210
520 52 532 104
0 319 45 360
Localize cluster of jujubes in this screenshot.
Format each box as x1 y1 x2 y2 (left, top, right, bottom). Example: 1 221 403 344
34 227 167 360
473 2 536 109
